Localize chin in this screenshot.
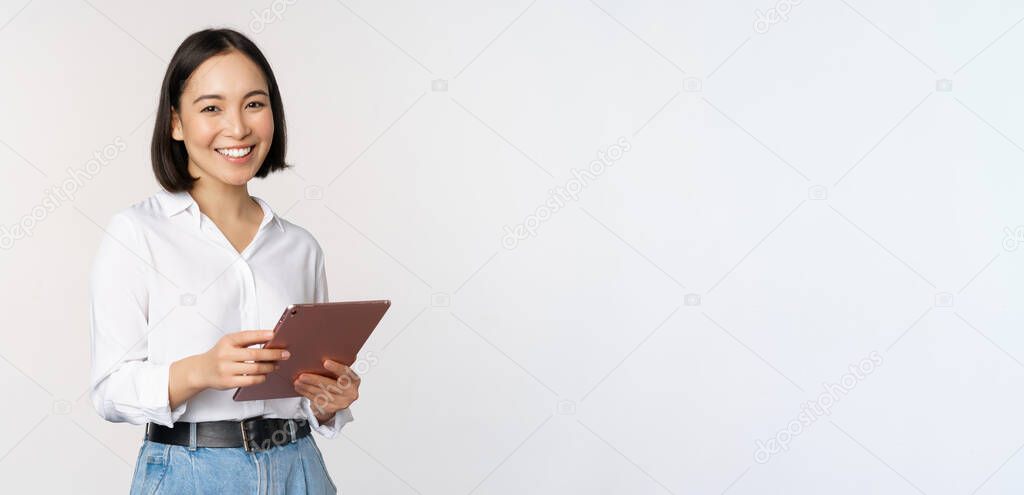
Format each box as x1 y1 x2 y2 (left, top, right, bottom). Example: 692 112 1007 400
223 173 257 186
204 168 256 186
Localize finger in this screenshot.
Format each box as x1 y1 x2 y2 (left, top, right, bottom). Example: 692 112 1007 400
296 373 338 389
228 330 275 347
295 383 335 405
324 361 360 384
341 366 361 383
302 376 350 397
293 382 315 399
239 348 291 363
231 361 278 376
330 366 359 386
233 374 268 387
308 373 351 390
294 381 325 397
323 360 347 375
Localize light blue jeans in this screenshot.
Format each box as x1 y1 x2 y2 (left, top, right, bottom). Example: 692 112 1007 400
129 435 337 494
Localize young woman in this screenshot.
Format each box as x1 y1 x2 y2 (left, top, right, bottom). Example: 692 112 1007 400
88 28 358 494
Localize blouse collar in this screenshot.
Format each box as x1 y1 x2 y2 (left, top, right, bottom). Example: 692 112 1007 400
157 189 284 233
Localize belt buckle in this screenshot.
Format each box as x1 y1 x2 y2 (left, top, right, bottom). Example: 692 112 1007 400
285 419 297 443
241 420 251 450
240 418 255 452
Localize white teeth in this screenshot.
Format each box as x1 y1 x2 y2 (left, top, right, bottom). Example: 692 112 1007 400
217 146 252 158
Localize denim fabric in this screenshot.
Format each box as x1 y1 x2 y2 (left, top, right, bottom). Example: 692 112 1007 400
129 435 337 494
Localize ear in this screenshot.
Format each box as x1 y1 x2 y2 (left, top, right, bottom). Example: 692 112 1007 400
170 108 184 141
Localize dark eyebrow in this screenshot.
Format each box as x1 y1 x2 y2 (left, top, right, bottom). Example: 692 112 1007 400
192 89 269 105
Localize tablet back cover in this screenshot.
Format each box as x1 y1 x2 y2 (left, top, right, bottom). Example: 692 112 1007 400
233 299 390 401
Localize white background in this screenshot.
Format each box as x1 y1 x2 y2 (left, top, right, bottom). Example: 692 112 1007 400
2 0 1024 493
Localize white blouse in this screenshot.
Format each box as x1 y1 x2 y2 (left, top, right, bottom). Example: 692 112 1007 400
88 188 353 438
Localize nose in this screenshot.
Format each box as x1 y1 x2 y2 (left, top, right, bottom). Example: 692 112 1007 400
222 106 251 139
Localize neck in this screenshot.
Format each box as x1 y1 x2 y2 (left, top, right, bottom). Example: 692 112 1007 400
186 162 256 222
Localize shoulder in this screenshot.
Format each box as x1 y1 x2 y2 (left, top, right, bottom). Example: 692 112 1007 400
90 192 167 278
96 191 168 246
275 216 324 257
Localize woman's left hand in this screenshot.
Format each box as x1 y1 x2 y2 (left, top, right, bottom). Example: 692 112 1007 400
294 360 360 423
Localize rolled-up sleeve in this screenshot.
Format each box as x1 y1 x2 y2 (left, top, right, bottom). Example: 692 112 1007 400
301 241 354 438
88 212 186 426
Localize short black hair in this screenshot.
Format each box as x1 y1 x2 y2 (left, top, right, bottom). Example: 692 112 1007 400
151 28 290 192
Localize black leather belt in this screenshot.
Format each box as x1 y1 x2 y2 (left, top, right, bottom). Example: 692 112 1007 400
145 417 311 452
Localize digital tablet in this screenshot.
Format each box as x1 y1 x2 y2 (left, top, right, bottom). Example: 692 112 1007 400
232 299 391 401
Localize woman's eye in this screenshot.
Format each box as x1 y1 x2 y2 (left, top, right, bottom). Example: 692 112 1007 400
200 102 263 112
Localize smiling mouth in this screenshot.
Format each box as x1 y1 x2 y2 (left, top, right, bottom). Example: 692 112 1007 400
215 146 254 158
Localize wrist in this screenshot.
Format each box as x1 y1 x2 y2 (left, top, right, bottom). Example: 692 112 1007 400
176 355 206 392
314 410 334 424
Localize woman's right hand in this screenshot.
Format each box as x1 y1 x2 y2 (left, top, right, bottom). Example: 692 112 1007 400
190 330 291 390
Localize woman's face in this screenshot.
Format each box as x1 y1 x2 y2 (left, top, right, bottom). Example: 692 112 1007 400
171 50 274 188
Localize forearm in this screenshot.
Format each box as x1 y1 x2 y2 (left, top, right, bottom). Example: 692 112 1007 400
168 355 205 410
